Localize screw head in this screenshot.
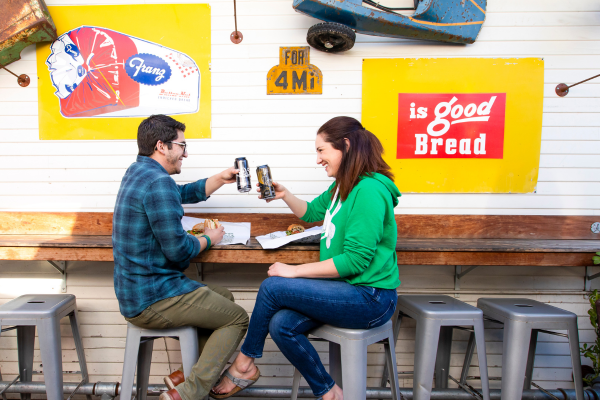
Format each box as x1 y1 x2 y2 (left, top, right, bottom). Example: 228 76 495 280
324 42 334 49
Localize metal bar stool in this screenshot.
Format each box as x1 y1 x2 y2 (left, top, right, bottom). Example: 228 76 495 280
460 298 584 400
290 319 400 400
397 295 490 400
120 322 199 400
0 294 90 400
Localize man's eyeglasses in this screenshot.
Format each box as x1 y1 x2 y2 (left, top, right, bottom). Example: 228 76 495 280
167 141 187 153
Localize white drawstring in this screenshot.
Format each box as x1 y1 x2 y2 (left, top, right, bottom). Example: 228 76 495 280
322 186 342 249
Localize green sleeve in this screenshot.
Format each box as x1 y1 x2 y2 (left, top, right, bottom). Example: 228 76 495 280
300 185 334 223
332 186 386 278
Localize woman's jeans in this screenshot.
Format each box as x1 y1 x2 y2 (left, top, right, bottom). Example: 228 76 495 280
240 277 397 396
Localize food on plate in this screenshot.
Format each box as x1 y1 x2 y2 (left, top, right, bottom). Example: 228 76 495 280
187 219 221 237
286 224 305 236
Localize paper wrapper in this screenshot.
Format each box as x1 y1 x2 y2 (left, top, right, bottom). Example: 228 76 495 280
181 216 250 246
256 226 323 249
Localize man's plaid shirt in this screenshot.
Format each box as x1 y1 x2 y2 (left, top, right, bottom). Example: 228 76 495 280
112 155 207 318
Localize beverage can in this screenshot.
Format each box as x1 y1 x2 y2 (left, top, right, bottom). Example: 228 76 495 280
256 165 276 200
235 157 252 193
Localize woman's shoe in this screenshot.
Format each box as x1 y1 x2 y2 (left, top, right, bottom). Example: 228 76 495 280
209 367 261 399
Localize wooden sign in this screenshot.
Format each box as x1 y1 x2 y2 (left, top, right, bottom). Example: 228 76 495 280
267 46 322 95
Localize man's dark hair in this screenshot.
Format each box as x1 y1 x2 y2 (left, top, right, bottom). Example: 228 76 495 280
137 115 186 156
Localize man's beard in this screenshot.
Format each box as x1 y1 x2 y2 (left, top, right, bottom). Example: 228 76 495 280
166 152 181 174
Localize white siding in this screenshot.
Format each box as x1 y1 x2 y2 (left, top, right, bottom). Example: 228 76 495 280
1 0 599 398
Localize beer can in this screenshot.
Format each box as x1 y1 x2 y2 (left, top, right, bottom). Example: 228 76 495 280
256 165 276 200
235 157 252 193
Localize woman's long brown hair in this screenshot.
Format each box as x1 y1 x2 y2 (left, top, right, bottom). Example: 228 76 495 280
318 116 394 202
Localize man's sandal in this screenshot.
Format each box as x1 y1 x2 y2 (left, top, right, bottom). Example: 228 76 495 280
209 367 261 399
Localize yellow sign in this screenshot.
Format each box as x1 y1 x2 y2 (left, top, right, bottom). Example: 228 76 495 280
267 47 322 95
36 4 211 140
362 58 544 193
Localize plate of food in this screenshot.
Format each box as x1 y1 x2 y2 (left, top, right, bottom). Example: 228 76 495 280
285 224 321 244
257 225 322 249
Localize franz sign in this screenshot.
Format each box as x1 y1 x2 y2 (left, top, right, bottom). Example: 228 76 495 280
362 58 544 193
397 93 506 159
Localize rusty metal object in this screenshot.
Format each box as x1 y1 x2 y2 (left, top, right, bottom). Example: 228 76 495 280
0 0 56 86
230 0 243 44
556 73 600 97
0 65 30 86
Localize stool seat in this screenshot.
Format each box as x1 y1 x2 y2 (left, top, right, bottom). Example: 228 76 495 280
0 294 76 322
478 298 577 323
398 295 483 319
0 294 89 400
291 319 400 400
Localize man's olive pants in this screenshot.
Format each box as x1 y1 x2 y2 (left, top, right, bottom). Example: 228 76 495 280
125 283 249 400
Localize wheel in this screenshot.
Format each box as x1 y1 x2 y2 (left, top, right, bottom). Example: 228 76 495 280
307 22 356 53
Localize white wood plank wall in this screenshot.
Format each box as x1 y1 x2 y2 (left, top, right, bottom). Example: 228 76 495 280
1 0 599 399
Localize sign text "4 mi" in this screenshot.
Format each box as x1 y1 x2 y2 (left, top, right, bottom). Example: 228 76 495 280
267 46 322 95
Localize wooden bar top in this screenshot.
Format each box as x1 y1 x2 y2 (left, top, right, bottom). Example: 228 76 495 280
0 235 597 253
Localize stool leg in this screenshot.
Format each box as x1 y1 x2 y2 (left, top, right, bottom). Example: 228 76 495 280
178 329 199 379
567 319 584 400
37 318 64 400
413 318 441 400
291 367 302 400
460 332 476 386
523 330 538 390
434 326 453 389
384 333 401 400
381 314 403 387
120 326 142 400
16 326 35 400
473 318 490 400
136 339 154 400
329 342 343 388
339 339 368 400
69 310 92 400
500 321 531 400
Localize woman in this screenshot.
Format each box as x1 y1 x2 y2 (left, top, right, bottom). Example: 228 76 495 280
211 116 401 400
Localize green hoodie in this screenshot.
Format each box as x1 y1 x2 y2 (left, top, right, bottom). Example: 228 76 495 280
300 173 401 289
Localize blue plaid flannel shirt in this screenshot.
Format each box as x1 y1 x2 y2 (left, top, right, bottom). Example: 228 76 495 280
112 155 207 318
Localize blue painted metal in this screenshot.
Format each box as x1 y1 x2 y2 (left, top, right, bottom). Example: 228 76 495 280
293 0 486 44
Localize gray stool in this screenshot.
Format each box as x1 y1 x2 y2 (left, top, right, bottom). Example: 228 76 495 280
120 322 199 400
461 298 584 400
397 295 490 400
290 319 400 400
0 294 90 400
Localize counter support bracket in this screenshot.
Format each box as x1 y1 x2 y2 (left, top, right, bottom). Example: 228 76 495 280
585 266 600 291
454 266 479 298
48 261 67 293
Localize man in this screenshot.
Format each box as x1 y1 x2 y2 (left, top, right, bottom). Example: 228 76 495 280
112 114 249 400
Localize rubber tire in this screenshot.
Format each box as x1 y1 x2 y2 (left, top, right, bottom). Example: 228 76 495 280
307 22 356 53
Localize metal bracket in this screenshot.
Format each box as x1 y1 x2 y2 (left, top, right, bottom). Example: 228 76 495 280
195 263 203 282
454 266 479 298
48 261 67 293
585 266 600 291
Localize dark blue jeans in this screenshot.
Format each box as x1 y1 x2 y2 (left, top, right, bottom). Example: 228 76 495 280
240 277 398 396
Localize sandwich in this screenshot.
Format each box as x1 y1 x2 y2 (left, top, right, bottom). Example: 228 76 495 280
286 224 305 236
187 223 205 237
187 219 221 237
204 219 221 230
